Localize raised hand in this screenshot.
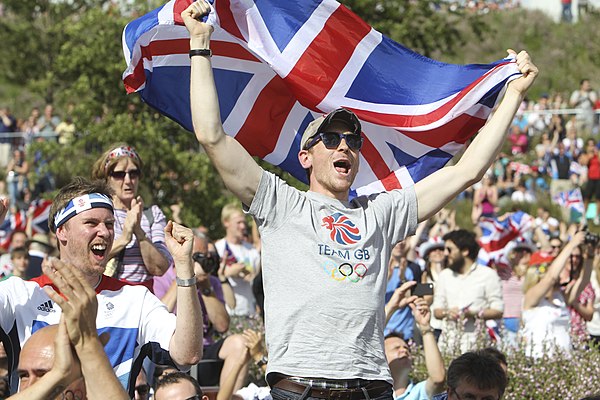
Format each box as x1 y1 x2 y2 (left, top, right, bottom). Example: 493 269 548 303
410 297 432 328
42 258 98 350
181 0 214 39
507 50 538 95
164 221 194 265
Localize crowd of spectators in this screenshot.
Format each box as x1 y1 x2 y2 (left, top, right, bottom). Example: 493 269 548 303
1 75 600 399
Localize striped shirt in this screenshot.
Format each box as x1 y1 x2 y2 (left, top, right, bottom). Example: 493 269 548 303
501 274 524 319
113 205 173 284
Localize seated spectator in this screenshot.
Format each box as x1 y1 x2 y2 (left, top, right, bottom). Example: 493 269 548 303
510 181 535 203
0 231 27 277
385 298 445 399
522 231 593 357
8 257 129 400
7 247 28 279
154 372 207 400
155 231 250 391
432 230 504 352
432 350 507 400
507 125 528 155
25 233 55 279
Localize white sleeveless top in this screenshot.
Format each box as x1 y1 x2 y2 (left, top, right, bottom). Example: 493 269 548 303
522 291 571 358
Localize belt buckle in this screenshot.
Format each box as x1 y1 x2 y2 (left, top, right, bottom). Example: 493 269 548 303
328 387 356 400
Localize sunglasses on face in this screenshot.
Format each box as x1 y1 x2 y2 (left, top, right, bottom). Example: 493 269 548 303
110 169 141 180
305 132 363 151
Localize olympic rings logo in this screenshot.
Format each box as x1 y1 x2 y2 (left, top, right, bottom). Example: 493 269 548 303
323 260 368 283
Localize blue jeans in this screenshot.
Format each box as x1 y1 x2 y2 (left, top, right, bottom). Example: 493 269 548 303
270 386 394 400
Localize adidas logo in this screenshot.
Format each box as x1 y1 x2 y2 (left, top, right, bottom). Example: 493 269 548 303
37 301 55 313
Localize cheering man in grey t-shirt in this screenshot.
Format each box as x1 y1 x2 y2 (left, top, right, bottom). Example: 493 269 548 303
181 1 538 399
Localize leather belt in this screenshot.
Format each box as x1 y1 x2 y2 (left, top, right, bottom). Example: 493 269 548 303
272 378 391 400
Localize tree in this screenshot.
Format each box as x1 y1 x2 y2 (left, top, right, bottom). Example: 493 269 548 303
341 0 486 58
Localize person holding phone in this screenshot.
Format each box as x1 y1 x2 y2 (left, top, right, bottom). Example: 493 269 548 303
384 241 422 340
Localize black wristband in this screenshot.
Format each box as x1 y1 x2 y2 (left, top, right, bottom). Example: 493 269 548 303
189 48 212 58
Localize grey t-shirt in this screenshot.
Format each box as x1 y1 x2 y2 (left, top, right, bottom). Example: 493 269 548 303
248 171 418 384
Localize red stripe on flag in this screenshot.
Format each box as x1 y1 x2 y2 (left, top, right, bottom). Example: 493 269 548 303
361 135 401 191
173 0 194 25
284 5 371 110
123 38 260 93
215 0 245 42
234 76 297 158
398 114 487 148
213 41 261 62
349 62 512 129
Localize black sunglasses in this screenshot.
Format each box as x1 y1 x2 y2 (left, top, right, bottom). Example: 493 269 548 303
110 169 141 180
305 132 363 151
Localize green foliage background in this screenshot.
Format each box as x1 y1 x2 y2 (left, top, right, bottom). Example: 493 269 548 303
0 1 599 235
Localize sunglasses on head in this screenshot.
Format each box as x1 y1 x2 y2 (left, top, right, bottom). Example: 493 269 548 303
305 132 363 151
110 169 141 180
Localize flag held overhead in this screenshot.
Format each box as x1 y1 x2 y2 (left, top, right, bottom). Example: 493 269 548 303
122 0 520 197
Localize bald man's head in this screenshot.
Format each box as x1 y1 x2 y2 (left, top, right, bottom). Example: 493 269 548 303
18 325 85 399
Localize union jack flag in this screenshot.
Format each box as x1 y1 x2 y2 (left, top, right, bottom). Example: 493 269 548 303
122 0 520 197
28 199 53 235
552 188 584 214
0 210 27 251
476 210 534 266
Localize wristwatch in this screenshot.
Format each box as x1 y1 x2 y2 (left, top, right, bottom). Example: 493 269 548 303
256 355 268 367
176 276 196 287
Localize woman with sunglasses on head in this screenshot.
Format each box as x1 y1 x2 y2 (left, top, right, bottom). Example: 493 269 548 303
561 243 597 342
91 143 172 291
521 230 594 357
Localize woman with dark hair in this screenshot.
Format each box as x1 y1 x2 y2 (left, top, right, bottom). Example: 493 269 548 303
91 144 172 290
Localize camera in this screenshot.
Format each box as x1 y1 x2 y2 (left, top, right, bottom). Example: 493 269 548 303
584 232 600 246
192 251 220 275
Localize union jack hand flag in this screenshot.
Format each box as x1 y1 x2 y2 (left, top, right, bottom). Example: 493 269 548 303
122 0 520 197
28 199 53 235
552 188 584 214
0 210 27 251
476 210 534 267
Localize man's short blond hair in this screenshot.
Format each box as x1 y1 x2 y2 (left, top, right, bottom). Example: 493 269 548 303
221 203 243 224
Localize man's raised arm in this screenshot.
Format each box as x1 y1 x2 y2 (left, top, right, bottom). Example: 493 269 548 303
182 1 262 207
415 50 538 222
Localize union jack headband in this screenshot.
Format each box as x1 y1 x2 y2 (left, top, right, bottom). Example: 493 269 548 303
53 193 114 231
104 146 140 170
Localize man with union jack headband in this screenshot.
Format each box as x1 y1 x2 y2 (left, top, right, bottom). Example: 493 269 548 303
182 1 538 398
